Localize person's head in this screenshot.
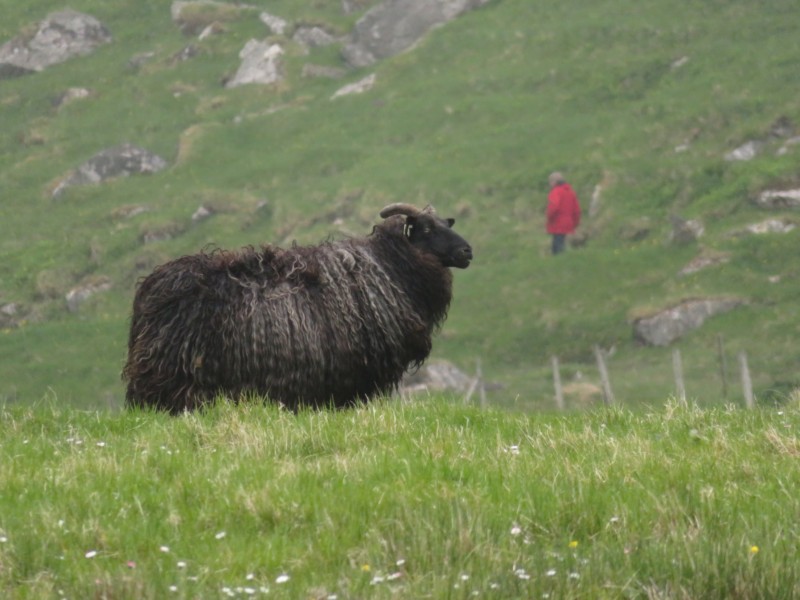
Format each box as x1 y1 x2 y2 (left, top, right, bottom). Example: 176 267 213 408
548 171 566 188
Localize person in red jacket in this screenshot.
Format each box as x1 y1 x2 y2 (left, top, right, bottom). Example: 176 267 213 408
546 171 581 255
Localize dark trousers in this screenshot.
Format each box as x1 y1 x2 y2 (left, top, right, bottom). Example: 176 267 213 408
551 234 566 255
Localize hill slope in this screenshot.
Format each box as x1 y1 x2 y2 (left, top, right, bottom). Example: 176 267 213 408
1 0 799 409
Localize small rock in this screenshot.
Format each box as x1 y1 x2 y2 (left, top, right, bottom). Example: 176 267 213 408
192 205 213 222
777 136 800 156
259 12 288 35
65 277 112 313
198 23 225 40
0 303 24 329
1 303 19 317
171 45 199 63
331 73 376 99
756 189 800 209
735 219 796 236
293 26 337 49
53 87 91 109
670 56 689 70
400 360 472 394
678 252 730 277
128 51 156 71
225 41 284 88
725 140 761 162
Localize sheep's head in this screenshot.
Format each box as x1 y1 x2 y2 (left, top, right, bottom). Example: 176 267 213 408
379 203 473 269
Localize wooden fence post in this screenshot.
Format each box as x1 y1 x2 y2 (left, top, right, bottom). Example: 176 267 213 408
593 345 615 406
717 334 728 399
739 351 754 409
551 356 564 411
477 358 487 408
464 358 486 407
672 348 686 406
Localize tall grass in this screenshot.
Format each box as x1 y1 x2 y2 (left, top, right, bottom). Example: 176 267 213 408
1 398 798 598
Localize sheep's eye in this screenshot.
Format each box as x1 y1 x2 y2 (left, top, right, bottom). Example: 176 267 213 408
423 227 432 235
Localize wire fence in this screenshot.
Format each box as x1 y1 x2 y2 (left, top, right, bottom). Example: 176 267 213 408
464 335 760 410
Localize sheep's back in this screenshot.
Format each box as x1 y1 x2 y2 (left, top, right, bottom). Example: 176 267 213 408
126 241 434 409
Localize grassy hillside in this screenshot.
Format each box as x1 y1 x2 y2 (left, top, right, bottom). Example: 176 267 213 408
2 399 799 598
1 0 799 409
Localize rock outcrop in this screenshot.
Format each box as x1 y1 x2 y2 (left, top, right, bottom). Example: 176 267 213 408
0 10 111 79
732 219 796 236
400 360 472 394
293 26 338 50
633 298 744 347
225 41 284 88
342 0 492 68
755 189 800 209
53 143 168 199
65 277 112 313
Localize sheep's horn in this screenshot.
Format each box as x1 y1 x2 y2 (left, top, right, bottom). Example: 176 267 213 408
379 203 423 219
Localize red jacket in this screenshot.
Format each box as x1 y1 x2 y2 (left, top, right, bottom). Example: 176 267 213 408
546 182 581 234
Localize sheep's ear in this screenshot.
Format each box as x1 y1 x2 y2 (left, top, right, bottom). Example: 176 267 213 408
446 218 455 227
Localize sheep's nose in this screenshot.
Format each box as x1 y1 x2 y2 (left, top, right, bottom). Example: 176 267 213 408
461 245 473 260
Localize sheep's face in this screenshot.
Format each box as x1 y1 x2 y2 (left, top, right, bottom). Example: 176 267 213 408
405 213 473 269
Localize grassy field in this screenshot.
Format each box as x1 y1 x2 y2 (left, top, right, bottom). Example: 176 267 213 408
1 0 799 410
1 398 799 598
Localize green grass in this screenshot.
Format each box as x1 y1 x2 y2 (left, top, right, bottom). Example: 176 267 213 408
1 398 799 598
1 0 800 409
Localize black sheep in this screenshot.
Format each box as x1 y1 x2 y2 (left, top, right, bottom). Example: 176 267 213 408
122 204 473 413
